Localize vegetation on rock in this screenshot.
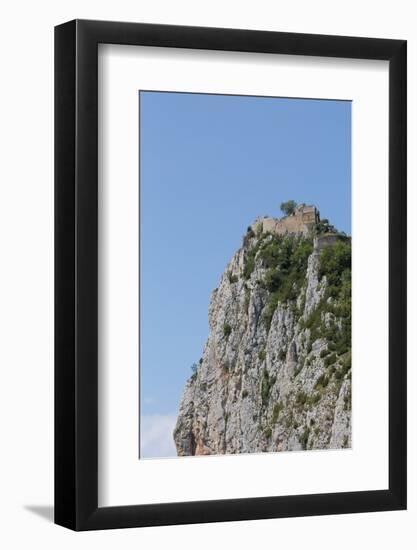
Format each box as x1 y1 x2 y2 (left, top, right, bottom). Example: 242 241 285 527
280 200 298 216
174 205 351 456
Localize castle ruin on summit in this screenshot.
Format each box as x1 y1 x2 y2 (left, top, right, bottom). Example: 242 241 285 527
251 204 320 237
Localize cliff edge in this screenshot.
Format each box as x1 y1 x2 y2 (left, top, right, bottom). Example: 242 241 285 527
174 208 351 455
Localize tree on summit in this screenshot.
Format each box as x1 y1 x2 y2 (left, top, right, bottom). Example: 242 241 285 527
280 200 298 216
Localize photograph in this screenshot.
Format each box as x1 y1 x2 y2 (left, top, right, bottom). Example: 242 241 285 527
0 2 409 543
139 91 352 458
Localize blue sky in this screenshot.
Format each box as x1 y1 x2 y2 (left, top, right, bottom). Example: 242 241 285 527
139 91 351 458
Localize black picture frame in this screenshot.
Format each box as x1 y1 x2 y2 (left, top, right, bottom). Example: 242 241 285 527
55 19 407 531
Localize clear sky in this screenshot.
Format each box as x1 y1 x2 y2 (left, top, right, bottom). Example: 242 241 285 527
139 91 351 458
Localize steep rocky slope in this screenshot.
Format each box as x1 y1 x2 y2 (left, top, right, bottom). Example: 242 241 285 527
174 213 351 455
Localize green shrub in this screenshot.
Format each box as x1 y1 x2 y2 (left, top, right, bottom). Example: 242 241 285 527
292 239 314 273
223 323 232 338
320 348 330 358
264 427 272 439
306 392 321 406
314 373 329 389
328 364 336 376
272 401 284 424
242 389 249 399
342 352 351 371
278 349 286 361
302 284 351 357
259 238 287 270
261 369 276 406
280 200 297 216
335 355 351 380
296 391 307 406
318 239 351 292
228 271 238 284
243 247 257 279
299 427 310 450
325 318 350 356
258 349 266 362
301 299 326 343
259 235 313 330
315 219 337 235
263 268 283 292
324 353 337 367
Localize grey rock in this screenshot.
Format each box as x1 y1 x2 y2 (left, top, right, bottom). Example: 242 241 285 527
174 213 351 456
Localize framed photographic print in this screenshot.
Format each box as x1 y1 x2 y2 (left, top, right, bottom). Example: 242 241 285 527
55 20 406 530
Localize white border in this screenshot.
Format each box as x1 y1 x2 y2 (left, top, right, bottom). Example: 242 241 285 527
98 44 389 506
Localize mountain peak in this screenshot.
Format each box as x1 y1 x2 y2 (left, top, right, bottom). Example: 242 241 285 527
174 206 352 456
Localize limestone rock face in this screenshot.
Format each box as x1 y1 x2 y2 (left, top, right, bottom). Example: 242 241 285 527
174 216 352 456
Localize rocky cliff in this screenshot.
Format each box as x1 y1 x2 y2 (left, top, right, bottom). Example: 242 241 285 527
174 212 352 455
